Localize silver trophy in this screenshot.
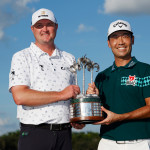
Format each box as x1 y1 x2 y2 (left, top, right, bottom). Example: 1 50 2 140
69 55 104 124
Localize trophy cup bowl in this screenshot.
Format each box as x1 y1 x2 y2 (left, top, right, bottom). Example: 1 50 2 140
69 55 104 124
70 94 104 124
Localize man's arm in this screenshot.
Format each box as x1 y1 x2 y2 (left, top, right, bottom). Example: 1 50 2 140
94 98 150 125
87 83 150 125
11 85 80 106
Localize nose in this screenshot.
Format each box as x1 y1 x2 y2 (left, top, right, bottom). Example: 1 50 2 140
118 36 124 45
42 25 48 31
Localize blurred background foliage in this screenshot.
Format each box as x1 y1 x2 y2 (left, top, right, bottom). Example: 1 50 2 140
0 131 100 150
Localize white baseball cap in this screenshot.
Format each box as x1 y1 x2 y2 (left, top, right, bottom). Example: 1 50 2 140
107 20 133 37
32 8 57 25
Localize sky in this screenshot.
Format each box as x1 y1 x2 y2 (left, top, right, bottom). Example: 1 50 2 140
0 0 150 135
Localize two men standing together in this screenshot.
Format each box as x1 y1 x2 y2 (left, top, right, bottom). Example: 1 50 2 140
9 8 150 150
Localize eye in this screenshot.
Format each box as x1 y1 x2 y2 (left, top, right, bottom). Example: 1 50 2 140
122 33 130 38
110 33 131 39
110 34 118 39
47 23 55 27
34 24 44 29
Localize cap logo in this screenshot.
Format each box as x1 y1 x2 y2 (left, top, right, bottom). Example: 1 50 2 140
113 22 127 28
37 11 48 18
41 11 45 15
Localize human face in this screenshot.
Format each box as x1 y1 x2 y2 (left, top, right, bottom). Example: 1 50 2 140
31 19 58 46
108 31 134 60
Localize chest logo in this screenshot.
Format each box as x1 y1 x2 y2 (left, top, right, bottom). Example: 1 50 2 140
126 75 136 86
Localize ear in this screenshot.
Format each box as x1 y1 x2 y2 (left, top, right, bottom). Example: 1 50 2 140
55 24 58 30
107 40 111 48
31 26 34 32
131 36 134 45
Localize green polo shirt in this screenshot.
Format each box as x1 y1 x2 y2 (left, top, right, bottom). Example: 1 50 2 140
95 57 150 141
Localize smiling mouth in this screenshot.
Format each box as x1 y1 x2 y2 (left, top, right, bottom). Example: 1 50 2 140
42 33 49 36
118 47 126 50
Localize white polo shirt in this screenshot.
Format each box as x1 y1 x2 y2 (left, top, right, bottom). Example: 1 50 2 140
9 42 75 124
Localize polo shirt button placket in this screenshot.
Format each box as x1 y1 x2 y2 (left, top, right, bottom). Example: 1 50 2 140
49 58 56 72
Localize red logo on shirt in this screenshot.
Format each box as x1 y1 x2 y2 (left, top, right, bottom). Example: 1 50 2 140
129 75 136 81
126 75 136 86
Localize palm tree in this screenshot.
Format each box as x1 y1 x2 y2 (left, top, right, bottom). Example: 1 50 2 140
77 55 92 96
69 61 81 85
86 61 100 84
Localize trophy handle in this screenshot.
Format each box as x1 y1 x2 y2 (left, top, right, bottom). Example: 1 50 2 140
82 65 85 96
75 72 78 85
91 68 93 84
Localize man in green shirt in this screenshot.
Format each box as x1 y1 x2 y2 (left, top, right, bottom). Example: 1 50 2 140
87 20 150 150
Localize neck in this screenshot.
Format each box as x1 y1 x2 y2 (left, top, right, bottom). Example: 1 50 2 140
114 56 132 67
35 42 55 56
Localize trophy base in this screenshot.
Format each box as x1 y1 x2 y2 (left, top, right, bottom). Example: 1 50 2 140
70 116 104 124
70 94 104 124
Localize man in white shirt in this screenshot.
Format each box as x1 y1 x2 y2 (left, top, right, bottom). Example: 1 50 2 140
9 8 84 150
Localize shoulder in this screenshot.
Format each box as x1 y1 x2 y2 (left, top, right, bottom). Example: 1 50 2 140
97 66 112 77
11 47 32 67
62 50 75 59
137 61 150 67
57 48 75 62
136 61 150 75
95 66 112 82
12 47 30 59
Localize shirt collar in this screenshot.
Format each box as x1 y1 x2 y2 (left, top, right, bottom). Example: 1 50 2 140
30 42 61 59
111 57 138 72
